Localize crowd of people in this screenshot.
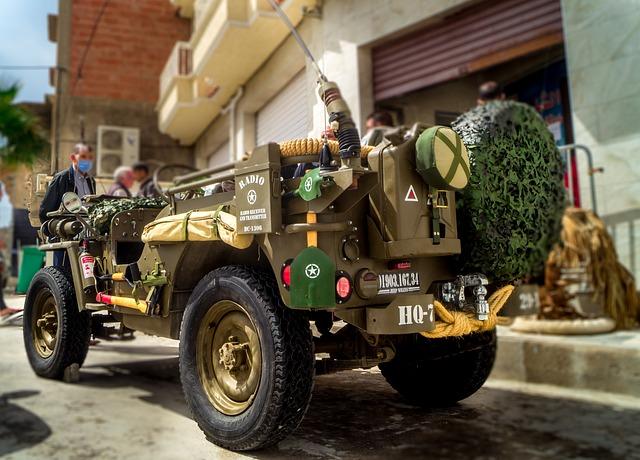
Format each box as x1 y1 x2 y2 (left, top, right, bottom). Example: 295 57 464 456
39 144 159 223
106 163 158 198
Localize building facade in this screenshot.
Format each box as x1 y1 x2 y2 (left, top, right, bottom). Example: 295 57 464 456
48 0 194 195
157 0 639 279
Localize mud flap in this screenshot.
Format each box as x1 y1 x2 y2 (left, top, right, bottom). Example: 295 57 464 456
290 247 336 309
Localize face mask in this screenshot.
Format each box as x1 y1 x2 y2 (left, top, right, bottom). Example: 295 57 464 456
77 159 93 173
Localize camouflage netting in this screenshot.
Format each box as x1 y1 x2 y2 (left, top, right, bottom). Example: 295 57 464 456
451 101 566 283
544 208 638 328
88 197 166 235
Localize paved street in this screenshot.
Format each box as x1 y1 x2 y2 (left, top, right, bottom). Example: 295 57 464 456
2 301 640 459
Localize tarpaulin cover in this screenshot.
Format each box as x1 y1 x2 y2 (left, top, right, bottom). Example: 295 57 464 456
141 208 253 249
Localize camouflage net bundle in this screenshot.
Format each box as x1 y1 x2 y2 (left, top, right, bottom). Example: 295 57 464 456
88 197 166 234
544 208 638 329
452 101 566 283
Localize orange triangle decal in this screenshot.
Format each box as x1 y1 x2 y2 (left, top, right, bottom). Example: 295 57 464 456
405 185 418 202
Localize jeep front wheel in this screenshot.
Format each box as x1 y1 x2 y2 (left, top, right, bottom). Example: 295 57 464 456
23 266 91 379
179 266 314 451
380 330 496 406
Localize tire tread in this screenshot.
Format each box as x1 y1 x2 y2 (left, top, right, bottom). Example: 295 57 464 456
23 266 91 379
179 265 314 451
380 331 496 406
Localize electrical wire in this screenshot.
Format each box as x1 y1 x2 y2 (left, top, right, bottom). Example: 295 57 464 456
56 0 111 155
75 0 111 80
0 66 52 70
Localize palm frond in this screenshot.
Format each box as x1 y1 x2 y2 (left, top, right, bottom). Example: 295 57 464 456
0 82 48 166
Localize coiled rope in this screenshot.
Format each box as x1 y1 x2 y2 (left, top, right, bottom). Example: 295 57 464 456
420 285 514 338
278 138 374 159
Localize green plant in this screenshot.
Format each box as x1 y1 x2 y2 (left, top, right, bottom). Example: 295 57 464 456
452 101 566 283
0 83 48 166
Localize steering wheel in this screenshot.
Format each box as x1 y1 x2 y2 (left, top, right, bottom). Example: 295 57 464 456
153 163 199 203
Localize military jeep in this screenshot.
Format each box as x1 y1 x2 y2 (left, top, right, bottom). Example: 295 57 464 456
24 77 544 451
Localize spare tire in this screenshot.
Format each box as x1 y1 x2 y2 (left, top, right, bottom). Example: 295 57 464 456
452 101 565 283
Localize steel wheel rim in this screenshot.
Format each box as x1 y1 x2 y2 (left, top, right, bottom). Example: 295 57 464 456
32 289 59 359
196 300 262 416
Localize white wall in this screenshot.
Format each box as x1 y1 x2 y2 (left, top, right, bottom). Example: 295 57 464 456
309 0 471 133
562 0 640 279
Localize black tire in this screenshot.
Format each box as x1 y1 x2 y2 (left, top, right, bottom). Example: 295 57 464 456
179 266 314 451
23 266 91 379
380 330 496 406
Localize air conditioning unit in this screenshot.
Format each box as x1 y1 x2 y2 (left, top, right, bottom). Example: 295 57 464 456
97 125 140 177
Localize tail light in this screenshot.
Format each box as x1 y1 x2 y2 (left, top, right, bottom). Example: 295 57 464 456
389 260 411 270
281 259 293 289
335 271 353 303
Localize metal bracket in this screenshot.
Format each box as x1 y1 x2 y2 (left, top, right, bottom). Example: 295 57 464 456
440 274 489 320
429 187 441 244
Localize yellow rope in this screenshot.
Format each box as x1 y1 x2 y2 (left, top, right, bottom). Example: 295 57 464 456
278 138 374 159
420 285 515 338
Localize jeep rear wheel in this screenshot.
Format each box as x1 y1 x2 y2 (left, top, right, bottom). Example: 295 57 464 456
23 266 91 379
179 266 314 451
380 330 496 406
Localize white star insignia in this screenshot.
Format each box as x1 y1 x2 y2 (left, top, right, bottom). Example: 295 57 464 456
305 264 320 279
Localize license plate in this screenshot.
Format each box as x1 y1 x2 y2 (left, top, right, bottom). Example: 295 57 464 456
378 271 421 295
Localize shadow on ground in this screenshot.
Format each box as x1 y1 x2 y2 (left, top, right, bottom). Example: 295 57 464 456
76 353 640 460
0 390 52 457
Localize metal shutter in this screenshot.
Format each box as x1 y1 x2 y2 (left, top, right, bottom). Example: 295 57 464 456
256 71 311 145
208 140 230 168
372 0 563 100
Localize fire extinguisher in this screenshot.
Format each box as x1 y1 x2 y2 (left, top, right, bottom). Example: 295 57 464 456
79 240 96 294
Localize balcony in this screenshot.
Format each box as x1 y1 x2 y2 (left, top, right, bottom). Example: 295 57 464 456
160 41 192 98
158 0 316 145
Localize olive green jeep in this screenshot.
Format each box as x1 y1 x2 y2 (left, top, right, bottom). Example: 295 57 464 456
24 79 550 451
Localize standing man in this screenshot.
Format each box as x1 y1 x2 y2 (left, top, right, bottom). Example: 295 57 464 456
365 111 394 132
39 143 96 267
107 166 134 197
39 143 96 223
361 111 394 146
477 81 506 106
0 238 11 318
132 162 159 198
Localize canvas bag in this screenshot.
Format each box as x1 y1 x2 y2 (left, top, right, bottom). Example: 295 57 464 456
141 207 253 249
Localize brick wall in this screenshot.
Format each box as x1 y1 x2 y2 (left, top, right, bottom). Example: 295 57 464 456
69 0 190 102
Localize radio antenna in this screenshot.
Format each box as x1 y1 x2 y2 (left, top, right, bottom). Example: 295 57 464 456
266 0 326 81
267 0 363 171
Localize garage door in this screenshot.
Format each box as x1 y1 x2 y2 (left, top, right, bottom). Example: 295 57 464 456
256 71 311 145
372 0 563 100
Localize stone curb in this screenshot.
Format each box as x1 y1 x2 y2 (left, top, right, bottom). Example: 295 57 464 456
492 326 640 398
